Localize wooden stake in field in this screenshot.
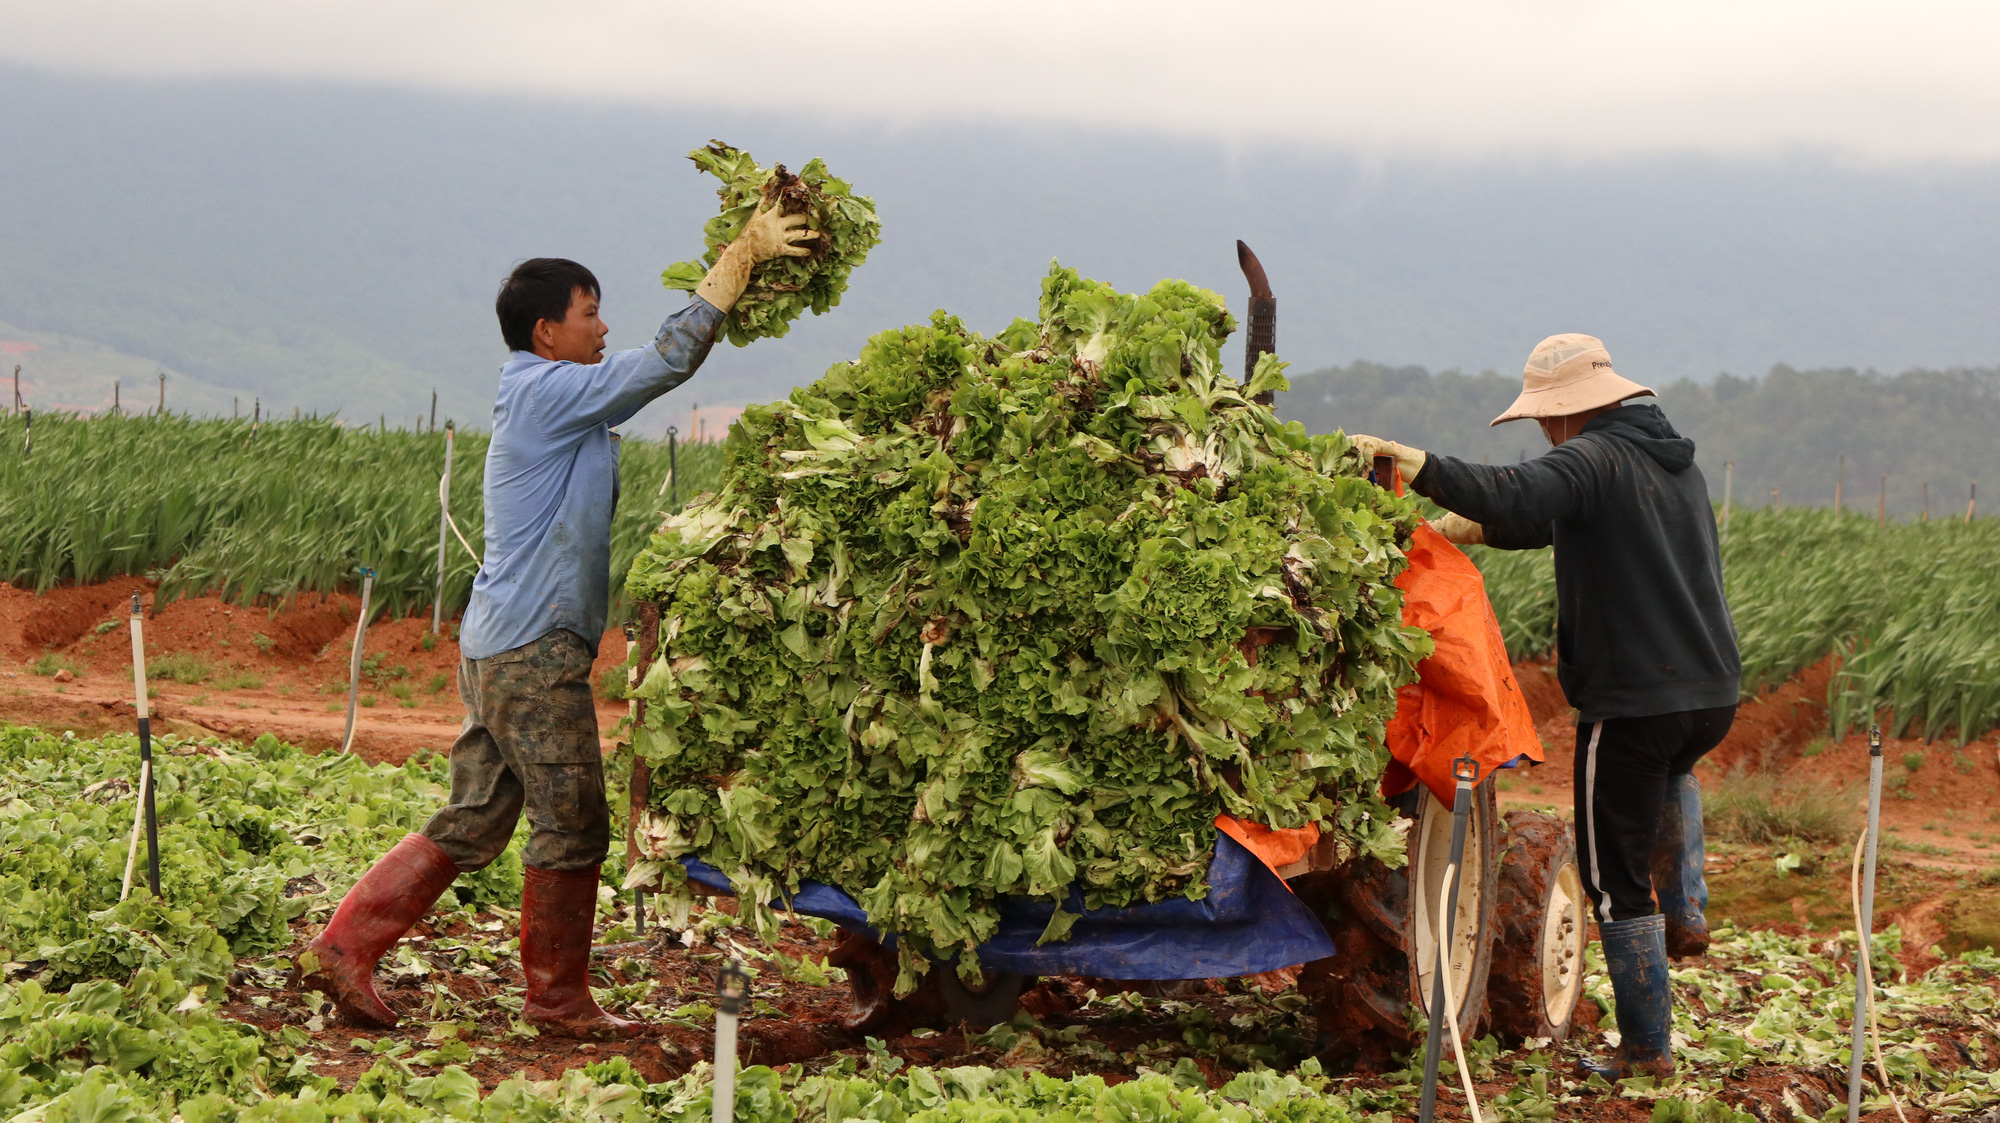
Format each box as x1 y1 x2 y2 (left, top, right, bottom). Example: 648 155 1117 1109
1878 475 1887 527
433 424 455 635
1835 454 1844 514
1922 481 1930 522
429 389 437 433
341 567 377 754
1720 460 1733 543
1968 479 1977 525
115 380 121 414
157 371 165 415
122 593 162 900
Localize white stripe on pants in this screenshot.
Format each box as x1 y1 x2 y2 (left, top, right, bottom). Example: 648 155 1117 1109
1582 720 1611 922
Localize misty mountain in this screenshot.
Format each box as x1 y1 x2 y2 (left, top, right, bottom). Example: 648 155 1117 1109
4 66 2000 434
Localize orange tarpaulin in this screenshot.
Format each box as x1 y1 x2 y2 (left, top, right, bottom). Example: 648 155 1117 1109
1381 521 1545 806
1215 814 1320 885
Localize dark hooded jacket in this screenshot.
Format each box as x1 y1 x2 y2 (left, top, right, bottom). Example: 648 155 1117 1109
1411 403 1740 722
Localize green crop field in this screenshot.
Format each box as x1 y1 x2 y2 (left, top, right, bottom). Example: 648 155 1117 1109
1468 507 2000 743
6 725 2000 1119
0 412 722 619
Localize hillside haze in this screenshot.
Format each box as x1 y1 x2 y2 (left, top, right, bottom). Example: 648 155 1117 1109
4 66 2000 435
1278 362 2000 519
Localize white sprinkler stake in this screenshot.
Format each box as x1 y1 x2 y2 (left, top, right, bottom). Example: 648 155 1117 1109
122 593 160 899
713 959 749 1123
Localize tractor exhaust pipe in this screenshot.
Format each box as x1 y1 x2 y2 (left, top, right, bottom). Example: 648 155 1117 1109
1237 241 1277 405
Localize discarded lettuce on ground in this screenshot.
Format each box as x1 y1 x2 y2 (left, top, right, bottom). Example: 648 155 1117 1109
661 141 882 346
625 263 1430 989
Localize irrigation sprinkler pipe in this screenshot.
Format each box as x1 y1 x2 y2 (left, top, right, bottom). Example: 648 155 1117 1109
122 593 161 899
120 758 151 900
433 424 455 635
1847 725 1906 1123
440 473 482 566
1418 755 1481 1123
341 568 376 755
713 959 749 1123
1435 865 1484 1123
658 426 679 501
625 622 646 932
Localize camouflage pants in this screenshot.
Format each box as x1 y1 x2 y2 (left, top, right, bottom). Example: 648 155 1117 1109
421 629 609 872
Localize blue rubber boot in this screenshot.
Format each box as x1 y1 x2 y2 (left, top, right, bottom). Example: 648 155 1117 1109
1576 914 1676 1081
1651 772 1710 958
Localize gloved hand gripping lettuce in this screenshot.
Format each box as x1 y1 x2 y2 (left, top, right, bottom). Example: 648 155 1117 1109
625 264 1431 992
662 142 882 345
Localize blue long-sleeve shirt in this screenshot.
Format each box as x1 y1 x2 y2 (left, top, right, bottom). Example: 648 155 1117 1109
458 297 725 660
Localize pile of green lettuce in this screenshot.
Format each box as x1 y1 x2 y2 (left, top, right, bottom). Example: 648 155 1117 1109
660 142 882 347
624 263 1431 986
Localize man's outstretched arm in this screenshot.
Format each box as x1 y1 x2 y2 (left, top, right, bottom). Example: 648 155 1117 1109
535 204 820 437
1350 433 1607 551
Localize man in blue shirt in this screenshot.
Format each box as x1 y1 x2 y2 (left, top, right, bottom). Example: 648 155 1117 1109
300 203 816 1037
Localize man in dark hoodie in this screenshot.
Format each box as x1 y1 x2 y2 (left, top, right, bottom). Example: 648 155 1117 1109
1353 333 1739 1081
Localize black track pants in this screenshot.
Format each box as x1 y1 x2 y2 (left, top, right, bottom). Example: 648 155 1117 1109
1573 705 1737 923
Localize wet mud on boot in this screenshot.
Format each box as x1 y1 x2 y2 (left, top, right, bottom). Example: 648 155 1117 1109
520 864 657 1039
297 833 459 1028
1576 913 1676 1081
1653 772 1710 959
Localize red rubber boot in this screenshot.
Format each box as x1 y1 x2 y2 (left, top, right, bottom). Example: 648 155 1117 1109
519 865 652 1038
298 833 458 1028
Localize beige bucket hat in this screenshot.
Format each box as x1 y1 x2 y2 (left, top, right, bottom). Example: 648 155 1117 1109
1491 333 1655 426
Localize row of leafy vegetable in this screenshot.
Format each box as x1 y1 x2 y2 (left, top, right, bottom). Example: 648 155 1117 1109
0 413 727 619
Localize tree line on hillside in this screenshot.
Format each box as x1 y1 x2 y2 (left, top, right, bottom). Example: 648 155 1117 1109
1276 363 2000 518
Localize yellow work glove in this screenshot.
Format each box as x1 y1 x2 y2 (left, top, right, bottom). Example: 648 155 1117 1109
1433 512 1485 546
695 202 820 313
1350 435 1427 487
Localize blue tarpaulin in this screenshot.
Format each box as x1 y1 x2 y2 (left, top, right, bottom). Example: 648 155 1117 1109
680 830 1334 980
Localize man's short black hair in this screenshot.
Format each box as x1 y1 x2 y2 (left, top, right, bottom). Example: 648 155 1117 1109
496 258 600 353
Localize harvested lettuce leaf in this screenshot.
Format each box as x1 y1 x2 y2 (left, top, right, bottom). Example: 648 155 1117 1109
661 141 882 346
628 262 1428 988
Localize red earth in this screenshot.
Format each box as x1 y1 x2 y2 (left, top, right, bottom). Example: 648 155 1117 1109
0 577 633 763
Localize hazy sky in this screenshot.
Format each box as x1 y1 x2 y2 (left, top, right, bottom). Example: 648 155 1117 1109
9 1 2000 162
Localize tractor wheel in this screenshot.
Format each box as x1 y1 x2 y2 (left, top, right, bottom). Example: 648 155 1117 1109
826 929 944 1033
1295 781 1500 1072
935 968 1030 1030
1486 809 1588 1045
826 930 1025 1032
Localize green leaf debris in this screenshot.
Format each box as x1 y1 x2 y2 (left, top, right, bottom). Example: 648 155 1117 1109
661 141 882 347
626 262 1432 985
